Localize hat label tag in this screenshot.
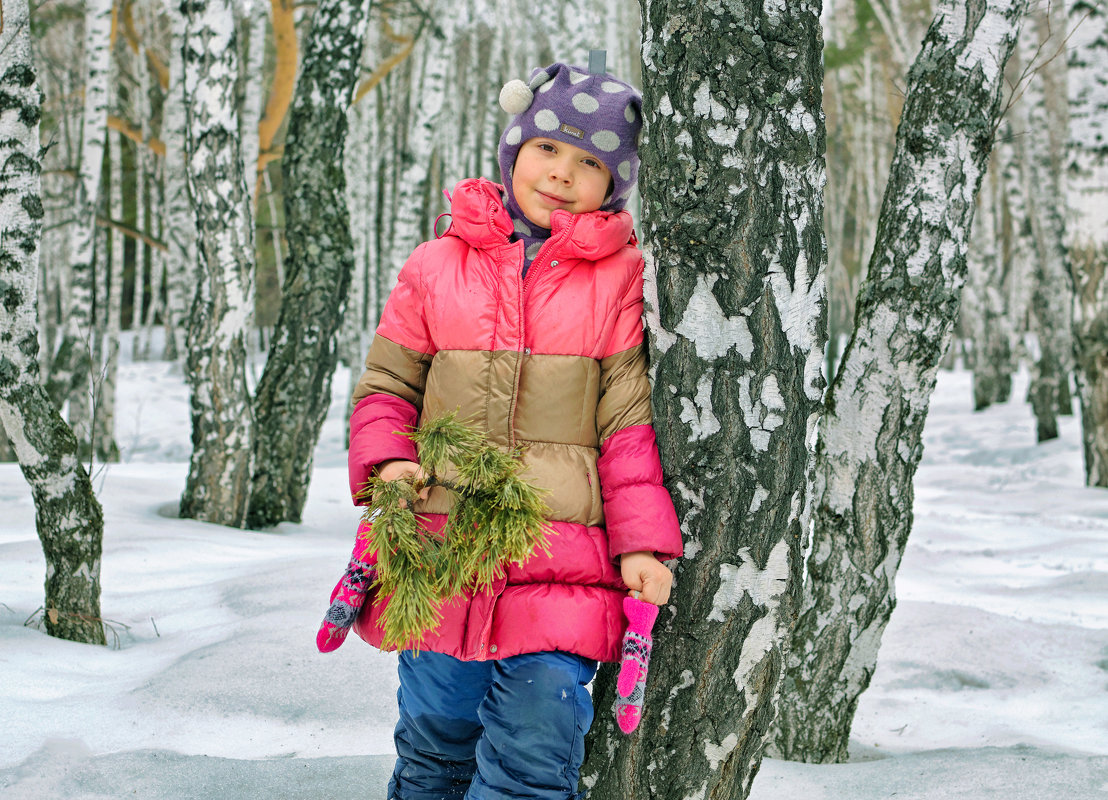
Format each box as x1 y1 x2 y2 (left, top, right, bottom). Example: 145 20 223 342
559 123 585 140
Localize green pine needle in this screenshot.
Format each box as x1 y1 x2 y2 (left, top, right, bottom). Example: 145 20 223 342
358 412 552 651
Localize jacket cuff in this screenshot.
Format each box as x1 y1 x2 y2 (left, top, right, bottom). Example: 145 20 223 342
348 393 420 503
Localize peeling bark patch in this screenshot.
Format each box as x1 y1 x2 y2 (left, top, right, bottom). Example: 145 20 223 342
674 275 754 361
704 732 739 770
708 540 790 622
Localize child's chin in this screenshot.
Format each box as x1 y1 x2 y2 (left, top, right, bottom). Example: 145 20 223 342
522 210 552 229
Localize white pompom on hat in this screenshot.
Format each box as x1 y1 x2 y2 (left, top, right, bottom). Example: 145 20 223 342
499 79 534 115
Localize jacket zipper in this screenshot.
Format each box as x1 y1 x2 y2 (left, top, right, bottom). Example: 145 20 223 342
506 217 577 446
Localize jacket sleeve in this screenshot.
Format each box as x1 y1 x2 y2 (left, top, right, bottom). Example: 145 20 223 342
348 244 437 502
595 262 682 562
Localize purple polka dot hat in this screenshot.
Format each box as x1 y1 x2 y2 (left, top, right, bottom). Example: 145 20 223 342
497 61 643 216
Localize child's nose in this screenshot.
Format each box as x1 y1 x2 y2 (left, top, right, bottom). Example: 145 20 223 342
549 159 573 183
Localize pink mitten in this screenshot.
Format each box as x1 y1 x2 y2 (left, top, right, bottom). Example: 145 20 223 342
316 555 376 652
615 595 659 734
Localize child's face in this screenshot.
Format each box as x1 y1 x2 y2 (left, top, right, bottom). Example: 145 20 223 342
511 138 613 228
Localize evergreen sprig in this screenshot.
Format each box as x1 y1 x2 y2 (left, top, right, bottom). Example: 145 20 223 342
356 412 551 650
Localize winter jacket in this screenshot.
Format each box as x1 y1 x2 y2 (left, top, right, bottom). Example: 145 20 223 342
348 177 682 663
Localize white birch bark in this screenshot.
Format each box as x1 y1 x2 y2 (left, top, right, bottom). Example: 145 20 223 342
133 52 150 362
388 12 452 285
997 108 1036 367
342 69 375 370
92 128 124 463
240 0 269 207
481 11 505 184
773 0 1030 764
965 161 1013 409
135 0 158 361
1023 12 1072 440
1067 0 1108 484
376 63 400 323
458 9 494 182
162 0 197 361
179 0 257 527
126 20 149 366
146 180 167 360
50 0 112 449
435 2 470 193
0 0 107 646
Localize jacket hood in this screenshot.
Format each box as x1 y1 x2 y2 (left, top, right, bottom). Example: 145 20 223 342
445 177 635 262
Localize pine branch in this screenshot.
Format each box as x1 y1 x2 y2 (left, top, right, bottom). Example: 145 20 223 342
357 413 551 650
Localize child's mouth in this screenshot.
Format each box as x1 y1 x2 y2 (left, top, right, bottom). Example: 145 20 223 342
537 191 571 206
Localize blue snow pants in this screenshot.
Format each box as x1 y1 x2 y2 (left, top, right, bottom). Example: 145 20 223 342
388 649 599 800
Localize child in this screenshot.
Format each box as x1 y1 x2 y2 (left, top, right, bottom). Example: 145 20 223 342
338 57 682 800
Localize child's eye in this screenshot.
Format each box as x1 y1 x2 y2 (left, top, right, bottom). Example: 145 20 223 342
537 142 556 153
583 158 602 169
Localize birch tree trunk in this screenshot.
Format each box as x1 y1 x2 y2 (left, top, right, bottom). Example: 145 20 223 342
163 3 196 362
1036 0 1074 418
48 0 113 444
136 3 158 362
240 0 269 205
92 128 124 463
480 13 504 185
997 111 1035 370
130 68 149 364
582 1 827 797
340 68 375 422
375 63 400 324
1023 13 1071 441
965 164 1013 410
388 14 450 282
247 0 374 527
0 0 107 645
1067 0 1108 486
771 0 1029 764
179 0 257 527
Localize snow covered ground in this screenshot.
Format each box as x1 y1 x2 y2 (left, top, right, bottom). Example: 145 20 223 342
1 351 1106 799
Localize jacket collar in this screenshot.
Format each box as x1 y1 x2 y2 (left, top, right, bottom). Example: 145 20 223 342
445 177 635 262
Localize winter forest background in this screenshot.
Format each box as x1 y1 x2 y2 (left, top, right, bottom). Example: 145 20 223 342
1 0 1107 798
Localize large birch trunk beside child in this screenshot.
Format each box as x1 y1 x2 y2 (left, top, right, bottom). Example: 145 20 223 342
770 0 1030 764
581 1 827 797
0 0 107 646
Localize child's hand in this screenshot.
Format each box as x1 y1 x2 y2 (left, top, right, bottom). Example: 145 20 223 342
375 459 430 507
620 551 673 606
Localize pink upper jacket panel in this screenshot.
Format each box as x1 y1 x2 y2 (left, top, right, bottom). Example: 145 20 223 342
376 178 645 360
